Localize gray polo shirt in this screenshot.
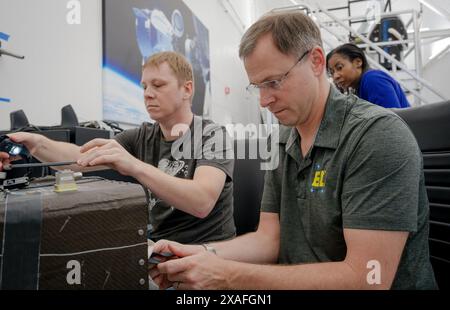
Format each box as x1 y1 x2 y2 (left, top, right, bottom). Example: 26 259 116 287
261 86 437 289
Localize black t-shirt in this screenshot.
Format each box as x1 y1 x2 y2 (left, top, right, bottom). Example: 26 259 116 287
115 115 236 244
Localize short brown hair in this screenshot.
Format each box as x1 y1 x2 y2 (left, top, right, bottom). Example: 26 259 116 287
143 51 194 87
239 11 323 59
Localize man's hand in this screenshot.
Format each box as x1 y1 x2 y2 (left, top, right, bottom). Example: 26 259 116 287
150 240 205 289
78 139 141 176
154 240 231 290
0 151 10 172
8 132 42 155
0 133 41 171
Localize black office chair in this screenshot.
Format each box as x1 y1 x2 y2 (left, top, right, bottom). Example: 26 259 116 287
10 110 30 131
232 138 265 235
394 101 450 289
61 104 79 127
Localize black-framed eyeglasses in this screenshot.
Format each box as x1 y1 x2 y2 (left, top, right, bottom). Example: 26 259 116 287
246 50 311 96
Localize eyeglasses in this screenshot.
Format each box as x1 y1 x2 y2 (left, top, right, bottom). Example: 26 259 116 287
246 50 311 96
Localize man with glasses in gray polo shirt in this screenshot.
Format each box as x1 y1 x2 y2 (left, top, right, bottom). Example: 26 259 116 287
150 11 437 290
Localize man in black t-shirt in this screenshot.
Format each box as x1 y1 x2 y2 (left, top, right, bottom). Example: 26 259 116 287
1 52 236 244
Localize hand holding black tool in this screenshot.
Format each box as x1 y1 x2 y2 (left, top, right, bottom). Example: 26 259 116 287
148 251 176 265
1 135 78 171
0 135 30 159
0 135 80 181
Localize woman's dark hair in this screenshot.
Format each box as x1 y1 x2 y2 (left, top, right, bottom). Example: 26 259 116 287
326 43 370 73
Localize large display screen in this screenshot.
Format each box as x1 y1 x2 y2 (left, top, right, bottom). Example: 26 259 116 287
103 0 210 125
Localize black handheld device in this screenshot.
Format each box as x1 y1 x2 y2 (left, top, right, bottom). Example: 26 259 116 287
148 251 175 264
0 135 31 159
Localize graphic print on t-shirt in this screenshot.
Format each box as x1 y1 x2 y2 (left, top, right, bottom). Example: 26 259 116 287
158 158 186 177
148 158 189 212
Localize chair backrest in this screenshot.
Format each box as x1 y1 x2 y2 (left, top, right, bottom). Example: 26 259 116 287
61 104 79 127
394 101 450 289
232 138 265 236
10 110 30 130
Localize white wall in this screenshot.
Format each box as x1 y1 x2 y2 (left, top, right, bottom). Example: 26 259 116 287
183 0 260 126
0 0 103 130
423 51 450 102
420 0 450 103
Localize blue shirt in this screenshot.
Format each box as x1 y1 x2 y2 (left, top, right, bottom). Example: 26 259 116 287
358 70 410 108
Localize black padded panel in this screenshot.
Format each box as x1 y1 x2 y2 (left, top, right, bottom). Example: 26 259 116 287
393 101 450 151
429 221 450 243
423 152 450 168
424 169 450 187
394 102 450 289
430 204 450 223
426 187 450 205
430 257 450 289
429 239 450 262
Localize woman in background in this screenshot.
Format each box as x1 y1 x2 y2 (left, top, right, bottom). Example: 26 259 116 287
327 43 410 109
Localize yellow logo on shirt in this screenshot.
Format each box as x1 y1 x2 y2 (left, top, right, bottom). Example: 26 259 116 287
312 170 326 188
310 164 326 194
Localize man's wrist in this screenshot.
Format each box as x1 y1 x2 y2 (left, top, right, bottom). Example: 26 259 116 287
201 243 217 255
131 160 150 178
31 133 44 155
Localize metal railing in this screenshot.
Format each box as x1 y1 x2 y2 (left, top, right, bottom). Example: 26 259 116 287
272 2 449 105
